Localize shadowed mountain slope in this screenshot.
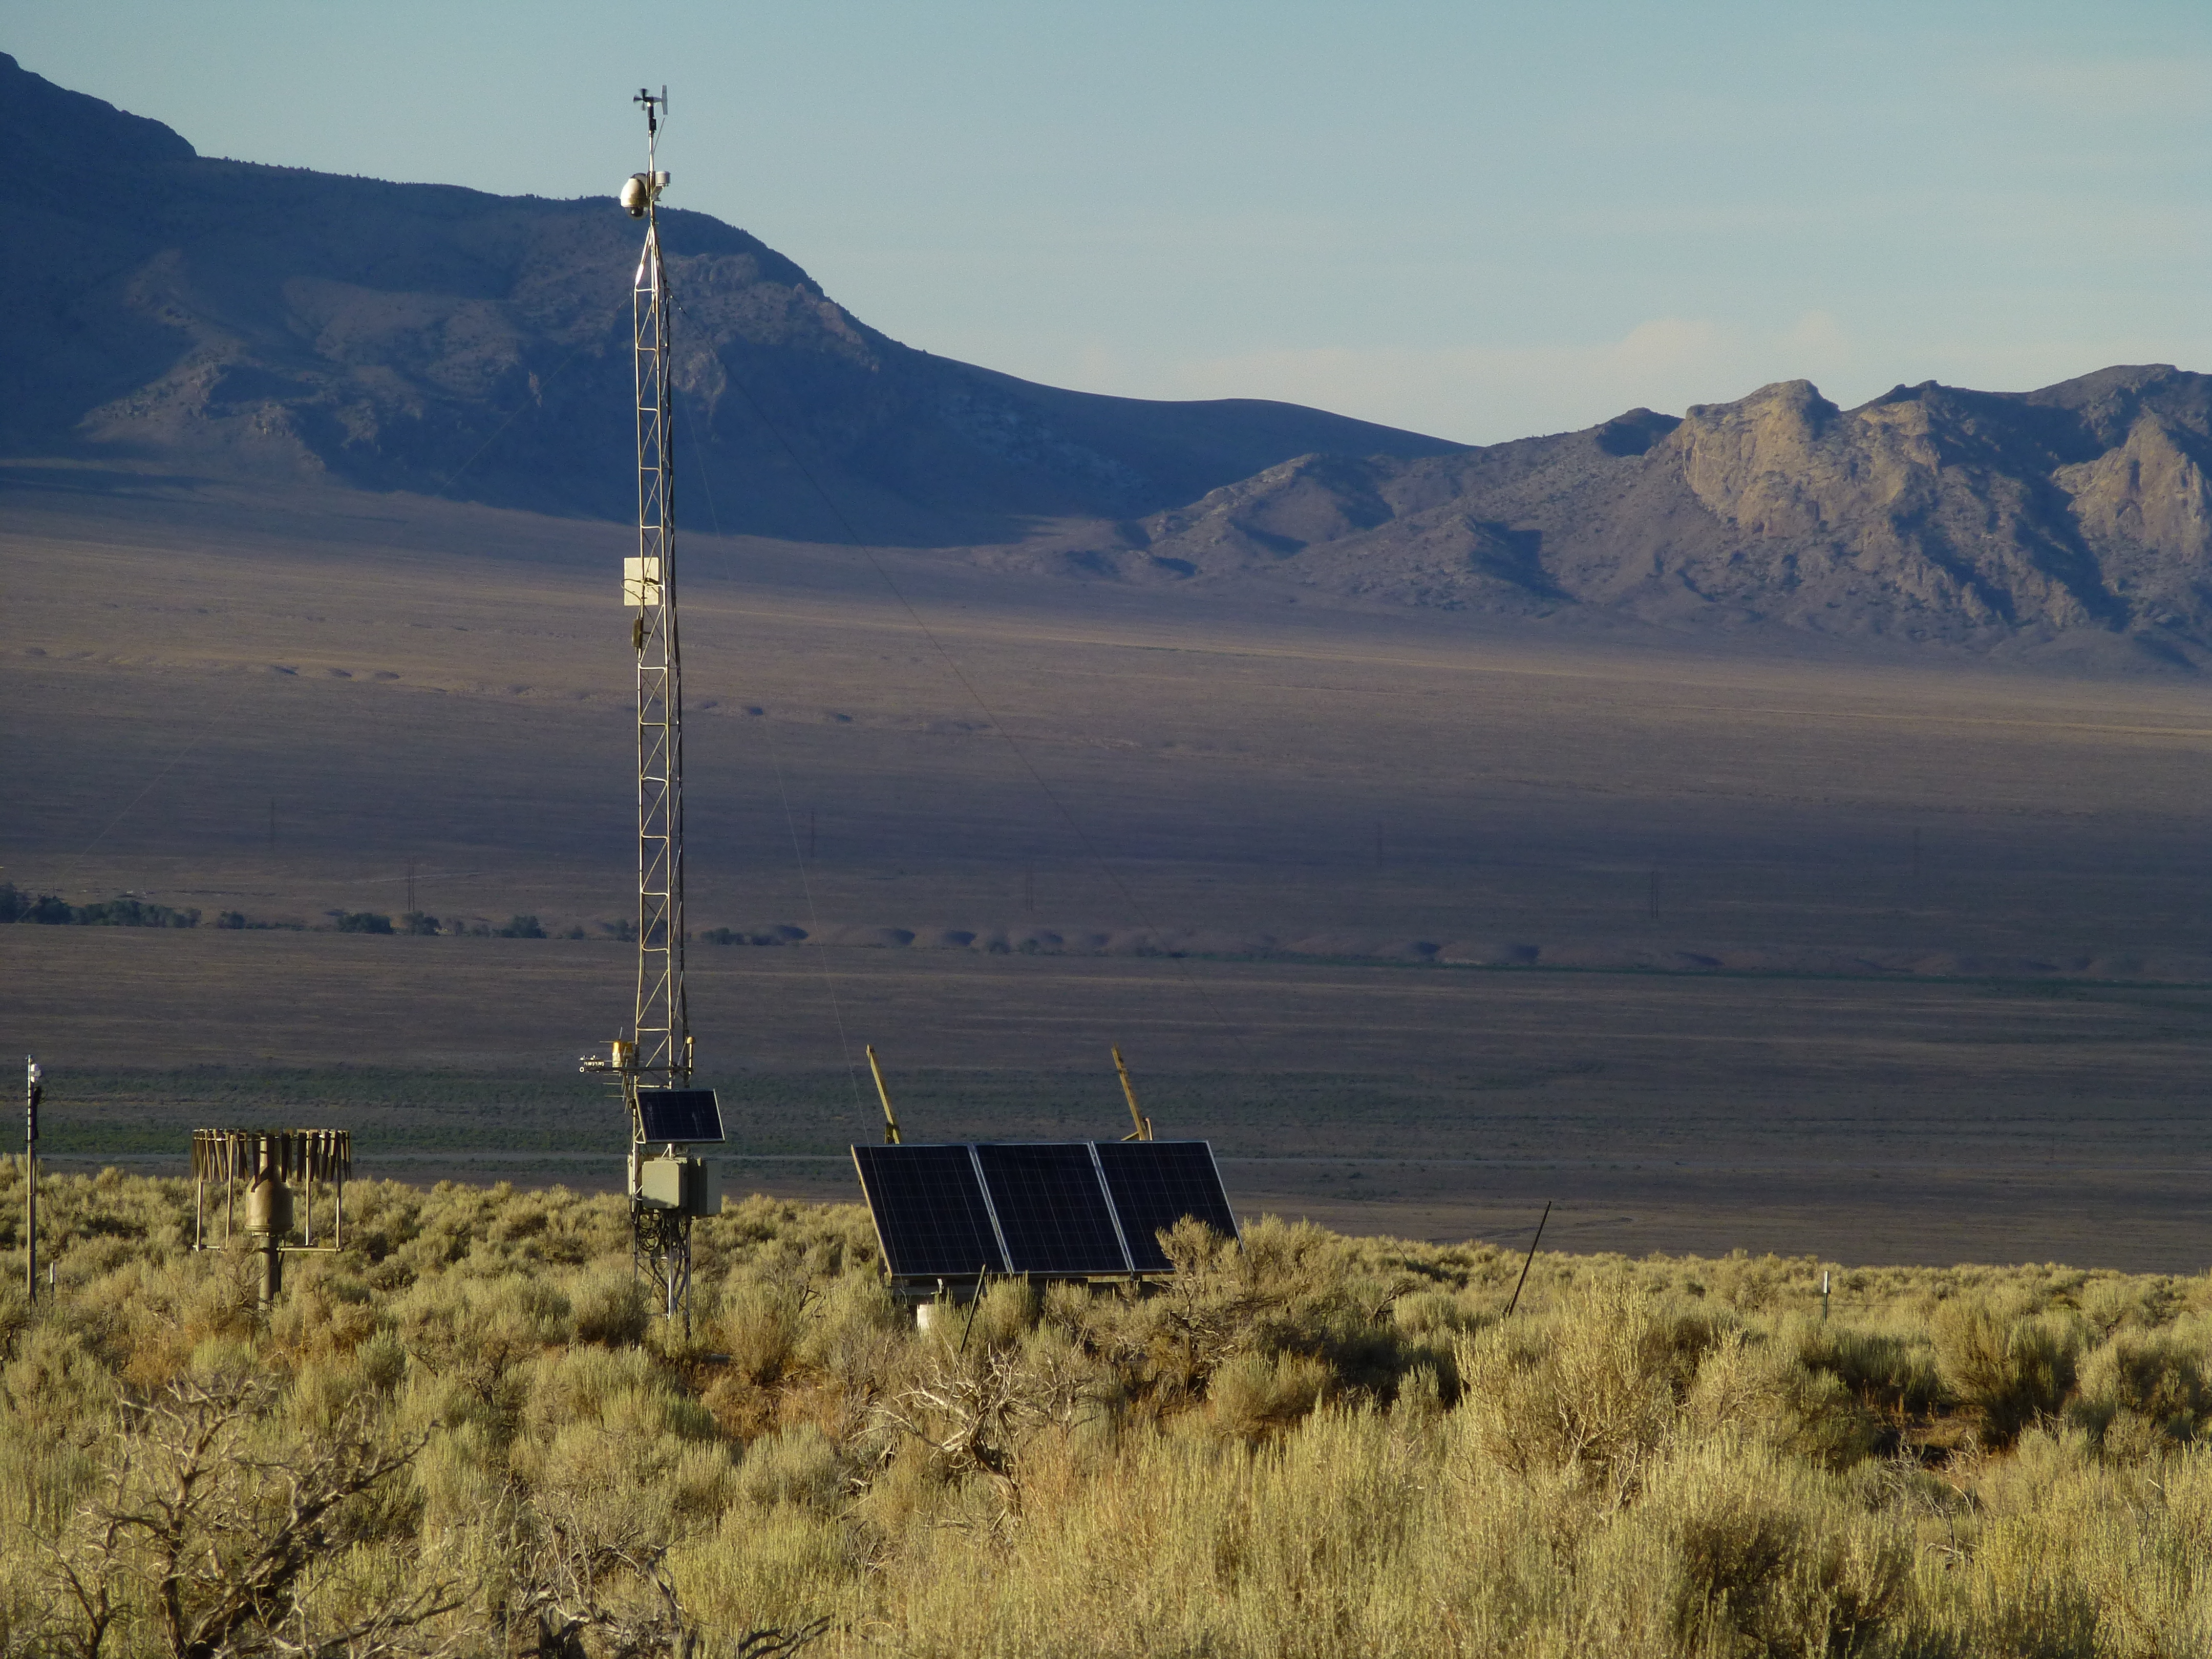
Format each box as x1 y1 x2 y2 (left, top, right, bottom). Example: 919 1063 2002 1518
0 54 1460 543
1047 370 2212 660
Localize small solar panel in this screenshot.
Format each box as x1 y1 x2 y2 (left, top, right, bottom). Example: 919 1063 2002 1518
973 1143 1130 1275
636 1089 725 1144
853 1144 1009 1279
1093 1140 1240 1272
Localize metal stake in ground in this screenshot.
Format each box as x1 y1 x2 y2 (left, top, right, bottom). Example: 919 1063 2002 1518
1504 1200 1552 1318
24 1057 41 1300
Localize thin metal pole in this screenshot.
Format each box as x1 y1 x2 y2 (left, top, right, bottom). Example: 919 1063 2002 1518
1503 1200 1551 1318
24 1058 40 1301
959 1267 987 1355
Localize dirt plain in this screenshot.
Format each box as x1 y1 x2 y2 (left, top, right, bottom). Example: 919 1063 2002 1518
4 467 2209 1269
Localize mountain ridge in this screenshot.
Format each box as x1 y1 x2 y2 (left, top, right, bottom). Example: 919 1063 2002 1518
1013 366 2212 662
5 55 2209 663
0 52 1460 543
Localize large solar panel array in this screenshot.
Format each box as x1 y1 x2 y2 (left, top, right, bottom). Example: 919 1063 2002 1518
635 1089 726 1144
852 1140 1239 1281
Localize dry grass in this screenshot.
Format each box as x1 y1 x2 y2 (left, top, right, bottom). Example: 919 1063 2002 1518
5 1166 2212 1656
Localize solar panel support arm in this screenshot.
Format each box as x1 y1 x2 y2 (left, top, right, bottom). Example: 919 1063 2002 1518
867 1045 902 1145
1113 1046 1153 1141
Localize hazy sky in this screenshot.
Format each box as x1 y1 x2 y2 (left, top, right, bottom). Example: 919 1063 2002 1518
12 2 2209 442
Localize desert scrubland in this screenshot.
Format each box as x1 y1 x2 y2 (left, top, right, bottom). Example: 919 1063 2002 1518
5 1169 2212 1657
9 49 2212 1658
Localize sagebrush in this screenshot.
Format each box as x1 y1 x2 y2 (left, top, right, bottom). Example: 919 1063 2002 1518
3 1164 2209 1656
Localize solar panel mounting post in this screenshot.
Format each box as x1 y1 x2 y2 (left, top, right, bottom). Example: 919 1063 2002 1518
1113 1046 1152 1141
867 1045 901 1144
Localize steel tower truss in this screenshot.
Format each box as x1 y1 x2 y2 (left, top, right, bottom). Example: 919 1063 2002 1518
585 88 695 1324
630 122 687 1100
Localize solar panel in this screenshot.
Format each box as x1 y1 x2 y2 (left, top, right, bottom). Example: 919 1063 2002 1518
853 1144 1009 1279
972 1143 1130 1275
635 1089 725 1144
1093 1140 1240 1272
850 1139 1241 1281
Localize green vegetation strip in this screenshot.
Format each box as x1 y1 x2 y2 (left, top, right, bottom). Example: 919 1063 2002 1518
27 1067 1532 1160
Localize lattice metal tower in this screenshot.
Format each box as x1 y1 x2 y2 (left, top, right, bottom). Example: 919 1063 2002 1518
584 87 703 1323
628 88 686 1097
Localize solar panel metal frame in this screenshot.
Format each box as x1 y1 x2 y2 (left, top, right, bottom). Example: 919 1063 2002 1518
852 1139 1239 1283
1092 1139 1240 1273
634 1088 726 1144
852 1144 1010 1281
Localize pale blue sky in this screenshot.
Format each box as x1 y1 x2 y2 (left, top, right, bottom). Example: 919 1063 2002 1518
11 2 2209 442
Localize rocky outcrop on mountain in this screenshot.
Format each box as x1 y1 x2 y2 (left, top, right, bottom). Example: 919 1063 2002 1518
0 55 1457 541
1046 368 2212 657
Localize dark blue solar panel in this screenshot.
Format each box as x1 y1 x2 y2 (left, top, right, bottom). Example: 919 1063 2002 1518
972 1143 1129 1275
852 1145 1008 1279
1093 1140 1239 1272
636 1089 724 1144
